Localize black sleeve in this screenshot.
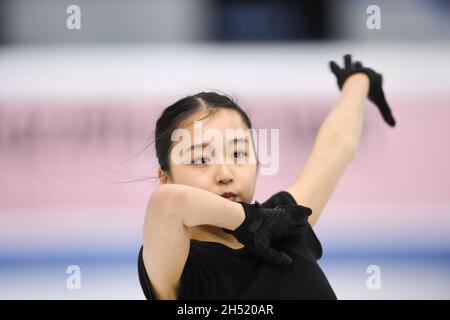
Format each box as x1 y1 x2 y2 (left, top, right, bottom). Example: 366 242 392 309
260 190 299 209
137 245 156 300
259 190 323 260
137 244 201 300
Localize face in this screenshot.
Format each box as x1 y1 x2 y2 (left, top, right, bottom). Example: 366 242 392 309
158 108 258 204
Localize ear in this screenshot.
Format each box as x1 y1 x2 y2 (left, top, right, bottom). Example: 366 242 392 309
157 167 170 184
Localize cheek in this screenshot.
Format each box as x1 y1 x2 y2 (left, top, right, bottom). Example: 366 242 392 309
170 166 194 183
173 167 210 188
239 166 257 189
244 164 258 179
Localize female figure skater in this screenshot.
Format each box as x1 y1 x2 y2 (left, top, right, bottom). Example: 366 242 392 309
137 54 396 300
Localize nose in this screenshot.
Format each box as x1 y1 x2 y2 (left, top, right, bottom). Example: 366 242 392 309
215 163 234 185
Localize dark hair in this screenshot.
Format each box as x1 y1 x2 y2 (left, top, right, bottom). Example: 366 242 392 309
155 91 259 178
119 91 259 184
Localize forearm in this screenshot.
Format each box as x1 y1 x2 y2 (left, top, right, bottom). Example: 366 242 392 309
161 184 245 230
315 73 370 150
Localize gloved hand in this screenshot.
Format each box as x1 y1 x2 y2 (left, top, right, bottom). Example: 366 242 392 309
329 54 396 127
223 200 311 267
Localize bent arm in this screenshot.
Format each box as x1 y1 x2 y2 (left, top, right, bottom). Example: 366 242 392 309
141 184 245 300
158 183 245 230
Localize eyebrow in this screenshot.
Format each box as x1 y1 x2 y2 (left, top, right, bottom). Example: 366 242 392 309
184 137 249 153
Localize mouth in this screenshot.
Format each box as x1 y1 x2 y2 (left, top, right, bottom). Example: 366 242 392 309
221 192 237 201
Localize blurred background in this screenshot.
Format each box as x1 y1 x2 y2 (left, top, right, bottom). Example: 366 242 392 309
0 0 449 299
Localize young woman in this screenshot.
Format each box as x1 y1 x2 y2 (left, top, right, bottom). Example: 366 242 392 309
137 54 396 300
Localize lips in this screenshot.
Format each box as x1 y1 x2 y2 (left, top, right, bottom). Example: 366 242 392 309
221 192 237 201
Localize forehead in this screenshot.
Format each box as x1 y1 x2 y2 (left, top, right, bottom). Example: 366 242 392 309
179 108 247 132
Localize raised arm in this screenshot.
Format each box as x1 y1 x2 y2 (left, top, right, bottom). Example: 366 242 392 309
286 54 396 227
285 73 370 227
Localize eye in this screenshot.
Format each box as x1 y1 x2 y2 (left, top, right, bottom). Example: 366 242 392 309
234 151 247 158
191 156 211 165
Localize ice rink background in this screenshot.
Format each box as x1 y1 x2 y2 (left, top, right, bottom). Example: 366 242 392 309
0 1 449 299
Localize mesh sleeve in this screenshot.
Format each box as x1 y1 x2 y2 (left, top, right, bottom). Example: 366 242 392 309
260 190 323 260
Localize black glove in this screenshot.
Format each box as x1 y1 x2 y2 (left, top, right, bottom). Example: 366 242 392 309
223 200 311 267
329 54 396 127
